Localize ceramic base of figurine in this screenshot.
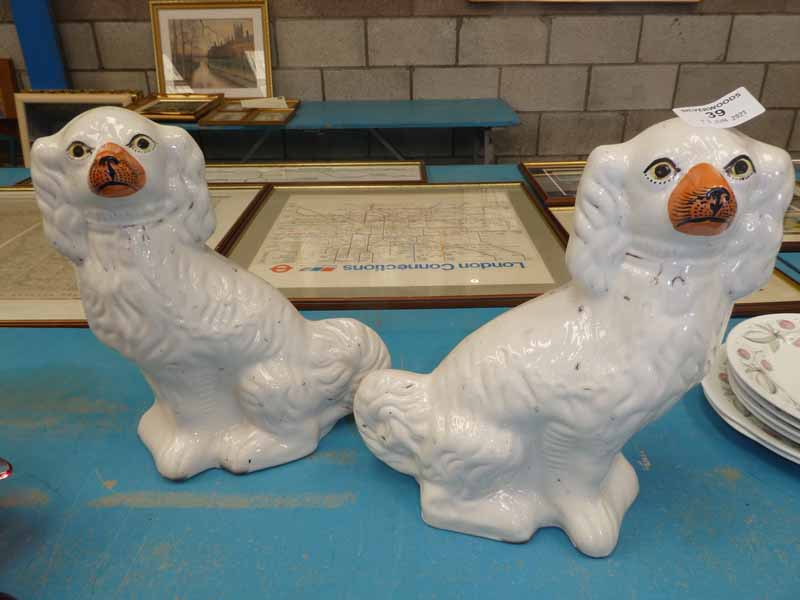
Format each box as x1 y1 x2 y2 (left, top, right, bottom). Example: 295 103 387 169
420 454 638 556
138 400 328 480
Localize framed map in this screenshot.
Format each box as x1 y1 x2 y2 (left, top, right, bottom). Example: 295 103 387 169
0 185 268 326
521 160 800 252
536 201 800 317
221 182 570 309
204 161 427 185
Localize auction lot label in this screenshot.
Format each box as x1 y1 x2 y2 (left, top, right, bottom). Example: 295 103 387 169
673 87 765 128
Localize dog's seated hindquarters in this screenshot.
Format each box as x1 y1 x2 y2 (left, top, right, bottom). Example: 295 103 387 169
354 118 794 557
31 107 390 480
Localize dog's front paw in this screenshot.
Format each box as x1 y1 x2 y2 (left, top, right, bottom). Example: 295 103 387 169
218 423 318 474
153 433 214 480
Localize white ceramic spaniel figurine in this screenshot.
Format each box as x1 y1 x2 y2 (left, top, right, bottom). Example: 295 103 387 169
354 118 793 557
31 107 390 480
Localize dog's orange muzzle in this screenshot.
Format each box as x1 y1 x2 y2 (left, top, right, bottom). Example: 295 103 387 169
88 143 146 198
667 162 736 236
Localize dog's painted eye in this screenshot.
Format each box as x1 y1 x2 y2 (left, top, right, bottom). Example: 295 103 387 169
643 158 680 184
127 134 156 153
66 141 92 160
724 155 755 181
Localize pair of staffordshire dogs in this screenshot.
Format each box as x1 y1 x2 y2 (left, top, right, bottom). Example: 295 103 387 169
31 108 793 556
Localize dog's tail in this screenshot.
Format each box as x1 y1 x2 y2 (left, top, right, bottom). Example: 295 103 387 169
307 317 390 415
354 369 431 477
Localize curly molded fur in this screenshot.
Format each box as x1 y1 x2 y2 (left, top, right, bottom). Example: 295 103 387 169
354 119 793 556
32 107 390 480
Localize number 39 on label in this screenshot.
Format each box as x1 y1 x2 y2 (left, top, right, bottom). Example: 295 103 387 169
673 87 765 129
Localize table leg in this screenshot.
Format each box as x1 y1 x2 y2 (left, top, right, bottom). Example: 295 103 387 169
369 128 406 161
241 129 274 163
483 128 495 165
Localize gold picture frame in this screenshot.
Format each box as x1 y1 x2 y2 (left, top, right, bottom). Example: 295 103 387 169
150 1 273 98
14 90 142 167
534 197 800 318
128 93 224 122
0 184 269 327
199 98 297 126
204 161 427 185
220 182 570 310
521 160 800 252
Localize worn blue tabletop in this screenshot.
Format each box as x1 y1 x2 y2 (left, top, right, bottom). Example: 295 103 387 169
180 99 519 132
1 166 799 599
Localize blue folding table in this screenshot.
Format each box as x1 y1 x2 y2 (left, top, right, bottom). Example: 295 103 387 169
181 99 519 163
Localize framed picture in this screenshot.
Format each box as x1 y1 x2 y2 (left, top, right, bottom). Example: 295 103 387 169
199 98 295 126
219 182 571 309
469 0 699 3
150 1 273 98
204 161 427 185
534 198 800 317
129 93 223 122
521 160 800 252
14 90 141 167
0 58 16 118
0 184 269 327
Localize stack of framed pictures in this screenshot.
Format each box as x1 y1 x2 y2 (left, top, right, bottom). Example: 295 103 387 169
14 90 142 167
520 160 800 316
128 93 223 122
199 99 299 126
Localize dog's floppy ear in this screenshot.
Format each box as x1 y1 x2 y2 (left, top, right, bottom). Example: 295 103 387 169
566 144 630 294
720 138 793 300
161 124 215 245
31 134 89 264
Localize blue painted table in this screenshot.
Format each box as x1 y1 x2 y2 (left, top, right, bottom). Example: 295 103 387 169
1 166 800 599
182 99 519 163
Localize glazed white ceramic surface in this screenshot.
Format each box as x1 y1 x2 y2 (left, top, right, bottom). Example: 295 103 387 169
31 107 390 480
726 314 800 421
703 345 800 464
355 118 795 557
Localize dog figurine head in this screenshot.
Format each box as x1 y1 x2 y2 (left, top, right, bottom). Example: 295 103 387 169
566 118 794 300
31 106 214 264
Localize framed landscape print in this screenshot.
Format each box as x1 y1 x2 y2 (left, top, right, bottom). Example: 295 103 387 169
14 90 141 167
220 182 570 309
204 161 427 185
150 1 273 98
535 199 800 317
129 93 223 122
0 185 268 326
522 160 800 252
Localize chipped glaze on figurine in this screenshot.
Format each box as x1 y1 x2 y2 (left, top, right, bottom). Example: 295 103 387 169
354 118 793 557
32 107 390 480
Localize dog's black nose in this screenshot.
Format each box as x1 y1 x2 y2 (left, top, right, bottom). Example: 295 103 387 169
98 155 119 167
706 187 729 214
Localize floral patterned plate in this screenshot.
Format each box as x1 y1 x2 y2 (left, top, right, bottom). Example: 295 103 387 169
729 369 800 444
702 344 800 465
726 314 800 423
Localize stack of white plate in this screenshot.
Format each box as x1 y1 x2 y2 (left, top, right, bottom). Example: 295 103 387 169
702 313 800 464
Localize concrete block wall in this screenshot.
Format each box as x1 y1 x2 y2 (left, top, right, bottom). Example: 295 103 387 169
1 0 799 161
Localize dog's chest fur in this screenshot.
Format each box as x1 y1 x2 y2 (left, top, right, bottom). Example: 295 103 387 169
78 224 218 364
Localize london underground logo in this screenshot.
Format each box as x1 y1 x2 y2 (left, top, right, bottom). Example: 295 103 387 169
300 265 337 272
270 264 293 273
